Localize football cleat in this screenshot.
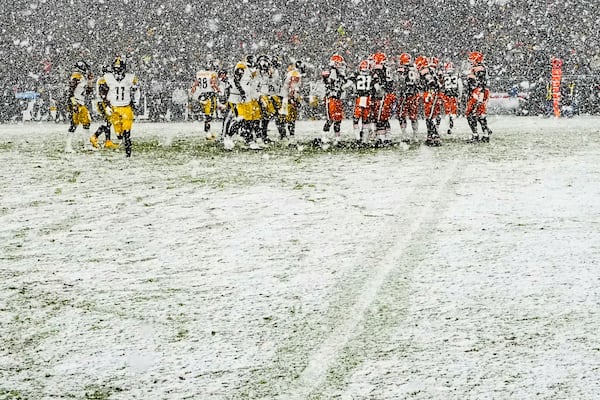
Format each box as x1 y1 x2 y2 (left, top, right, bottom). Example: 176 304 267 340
480 136 490 143
248 141 262 150
466 135 480 143
104 139 119 149
90 135 100 149
205 132 218 140
223 137 235 150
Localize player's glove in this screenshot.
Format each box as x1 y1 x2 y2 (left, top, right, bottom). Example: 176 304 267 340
69 97 79 113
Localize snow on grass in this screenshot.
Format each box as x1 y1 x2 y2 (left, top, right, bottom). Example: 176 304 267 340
1 116 599 399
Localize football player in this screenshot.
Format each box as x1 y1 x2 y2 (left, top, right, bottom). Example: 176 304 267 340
65 60 94 152
277 61 304 144
190 64 219 139
98 56 140 157
347 59 373 144
465 51 492 142
90 65 119 150
370 52 396 146
440 62 461 135
254 55 277 145
396 53 421 143
321 54 347 145
226 55 262 149
416 55 442 146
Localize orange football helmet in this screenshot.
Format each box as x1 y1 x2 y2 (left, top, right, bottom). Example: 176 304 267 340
372 52 387 65
359 60 370 71
330 54 345 67
415 55 429 70
468 51 484 64
399 53 411 66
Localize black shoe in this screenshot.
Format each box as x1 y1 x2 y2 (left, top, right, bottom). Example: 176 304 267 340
466 135 479 143
480 136 490 143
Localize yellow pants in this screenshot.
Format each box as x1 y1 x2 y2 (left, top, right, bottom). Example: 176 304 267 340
70 104 91 127
110 105 134 134
235 99 262 121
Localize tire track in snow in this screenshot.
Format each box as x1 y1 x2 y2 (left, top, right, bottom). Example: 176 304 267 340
280 146 461 400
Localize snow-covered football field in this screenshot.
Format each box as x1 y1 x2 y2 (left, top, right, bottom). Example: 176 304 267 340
1 116 599 399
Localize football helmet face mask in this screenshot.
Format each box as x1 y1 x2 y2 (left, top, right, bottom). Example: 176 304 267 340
101 65 112 74
295 60 306 75
289 69 301 82
74 60 90 74
112 56 126 78
359 60 370 71
271 55 282 69
245 55 255 68
257 55 270 71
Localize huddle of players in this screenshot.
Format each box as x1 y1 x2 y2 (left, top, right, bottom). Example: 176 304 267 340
321 51 492 147
189 55 305 150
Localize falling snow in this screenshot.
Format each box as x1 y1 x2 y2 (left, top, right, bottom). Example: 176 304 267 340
1 116 600 399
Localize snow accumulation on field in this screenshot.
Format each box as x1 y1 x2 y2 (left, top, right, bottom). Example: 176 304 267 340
1 115 599 400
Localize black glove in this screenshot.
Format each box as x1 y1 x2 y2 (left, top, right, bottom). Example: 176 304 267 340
69 97 79 113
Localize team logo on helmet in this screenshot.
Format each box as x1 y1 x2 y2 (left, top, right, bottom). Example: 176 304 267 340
113 56 126 74
329 54 345 67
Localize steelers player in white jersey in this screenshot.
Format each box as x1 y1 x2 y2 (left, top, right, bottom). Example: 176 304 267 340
90 65 119 150
65 60 94 152
190 66 219 139
98 56 140 157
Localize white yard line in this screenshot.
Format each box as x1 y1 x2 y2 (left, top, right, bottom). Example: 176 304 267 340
281 148 460 400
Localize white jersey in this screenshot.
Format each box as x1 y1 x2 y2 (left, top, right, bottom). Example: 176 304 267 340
70 72 89 105
442 71 462 97
280 68 302 99
190 70 217 101
102 72 140 107
229 63 257 104
254 69 272 96
267 68 282 96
